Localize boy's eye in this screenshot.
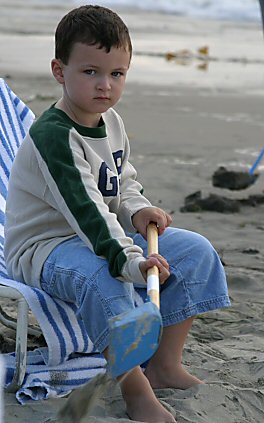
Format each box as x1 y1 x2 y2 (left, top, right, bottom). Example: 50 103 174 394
84 69 96 75
112 71 123 78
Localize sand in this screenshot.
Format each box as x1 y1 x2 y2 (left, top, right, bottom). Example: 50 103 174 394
1 1 264 422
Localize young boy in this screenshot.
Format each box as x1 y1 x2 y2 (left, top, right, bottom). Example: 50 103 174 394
4 5 230 423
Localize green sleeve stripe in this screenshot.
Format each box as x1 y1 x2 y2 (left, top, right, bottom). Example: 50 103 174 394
31 122 127 278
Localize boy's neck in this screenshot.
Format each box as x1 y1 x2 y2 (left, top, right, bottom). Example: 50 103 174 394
55 98 102 128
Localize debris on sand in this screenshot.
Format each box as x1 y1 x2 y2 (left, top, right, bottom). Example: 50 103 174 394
180 190 264 213
212 166 259 191
180 191 240 213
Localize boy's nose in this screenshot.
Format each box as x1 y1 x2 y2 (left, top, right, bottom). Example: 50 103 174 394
97 76 111 91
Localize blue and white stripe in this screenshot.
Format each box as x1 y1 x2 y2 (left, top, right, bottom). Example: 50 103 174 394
0 79 106 401
0 78 34 242
4 349 105 404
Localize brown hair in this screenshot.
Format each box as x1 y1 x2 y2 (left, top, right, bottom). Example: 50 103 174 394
55 5 132 64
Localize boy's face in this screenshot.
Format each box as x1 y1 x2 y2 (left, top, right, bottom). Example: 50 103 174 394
52 42 130 126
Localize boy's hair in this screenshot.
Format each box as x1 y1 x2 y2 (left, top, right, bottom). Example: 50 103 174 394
55 5 132 64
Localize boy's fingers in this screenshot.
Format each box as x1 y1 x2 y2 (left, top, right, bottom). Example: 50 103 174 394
166 212 173 225
146 255 170 283
148 253 169 270
158 265 170 284
155 212 172 235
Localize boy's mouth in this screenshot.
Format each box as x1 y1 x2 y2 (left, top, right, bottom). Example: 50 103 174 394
94 96 110 100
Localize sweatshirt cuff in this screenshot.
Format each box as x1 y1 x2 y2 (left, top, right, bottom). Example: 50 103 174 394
121 255 147 285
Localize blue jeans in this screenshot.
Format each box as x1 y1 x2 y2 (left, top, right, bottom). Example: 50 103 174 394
40 227 230 353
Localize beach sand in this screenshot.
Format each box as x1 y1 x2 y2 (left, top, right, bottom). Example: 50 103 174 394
1 1 264 422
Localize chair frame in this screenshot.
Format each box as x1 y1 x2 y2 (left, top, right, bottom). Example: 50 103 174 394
0 285 41 392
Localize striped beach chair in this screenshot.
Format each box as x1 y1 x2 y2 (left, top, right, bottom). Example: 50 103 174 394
0 79 104 397
0 78 37 392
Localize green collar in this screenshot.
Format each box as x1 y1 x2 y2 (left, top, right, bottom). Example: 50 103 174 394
49 105 107 138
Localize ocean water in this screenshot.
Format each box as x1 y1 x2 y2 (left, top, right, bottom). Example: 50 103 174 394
81 0 261 22
40 0 261 22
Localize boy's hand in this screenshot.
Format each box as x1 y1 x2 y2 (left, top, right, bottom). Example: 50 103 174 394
132 207 172 239
139 253 170 284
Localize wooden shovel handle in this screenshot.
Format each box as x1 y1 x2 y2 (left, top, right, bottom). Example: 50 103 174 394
147 223 160 309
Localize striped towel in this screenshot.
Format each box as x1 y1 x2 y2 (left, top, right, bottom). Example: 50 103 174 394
0 79 106 403
4 349 105 404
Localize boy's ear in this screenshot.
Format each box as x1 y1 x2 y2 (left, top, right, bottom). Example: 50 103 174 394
51 59 65 84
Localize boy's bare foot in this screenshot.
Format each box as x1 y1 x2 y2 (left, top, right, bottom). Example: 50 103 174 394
121 366 176 423
126 395 176 423
144 362 204 390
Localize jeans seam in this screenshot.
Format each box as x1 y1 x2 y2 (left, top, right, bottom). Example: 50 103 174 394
45 262 90 282
93 326 110 353
162 295 231 326
170 263 210 294
88 279 124 320
168 263 192 308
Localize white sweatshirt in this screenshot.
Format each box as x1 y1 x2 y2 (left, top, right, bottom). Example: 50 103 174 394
4 106 152 288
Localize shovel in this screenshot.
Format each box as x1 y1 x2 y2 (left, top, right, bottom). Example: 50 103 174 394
108 222 162 376
58 222 162 423
249 148 264 175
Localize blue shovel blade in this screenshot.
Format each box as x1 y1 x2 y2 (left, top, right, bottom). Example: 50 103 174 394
108 301 162 378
